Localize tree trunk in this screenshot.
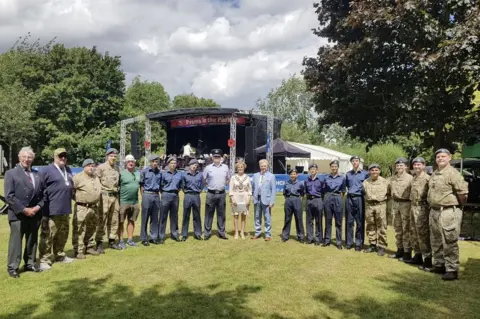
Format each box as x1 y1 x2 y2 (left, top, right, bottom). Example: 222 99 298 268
8 143 12 170
432 124 447 170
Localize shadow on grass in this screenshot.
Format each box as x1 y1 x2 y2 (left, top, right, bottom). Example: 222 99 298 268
312 258 480 319
2 277 263 319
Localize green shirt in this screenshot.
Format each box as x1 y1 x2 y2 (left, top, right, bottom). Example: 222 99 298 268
120 169 141 205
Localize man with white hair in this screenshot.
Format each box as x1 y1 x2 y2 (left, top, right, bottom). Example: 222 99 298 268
252 159 276 241
4 147 44 278
119 154 140 248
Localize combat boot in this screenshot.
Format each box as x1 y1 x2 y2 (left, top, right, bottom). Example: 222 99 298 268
377 247 385 256
76 253 86 260
363 244 376 253
405 253 423 265
96 242 105 254
389 248 403 259
418 256 433 271
86 248 100 256
400 250 412 262
442 271 458 281
425 265 446 274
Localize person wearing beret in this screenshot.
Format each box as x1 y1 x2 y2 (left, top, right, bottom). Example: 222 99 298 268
345 155 369 251
324 160 346 249
426 148 468 280
389 157 414 262
180 159 204 241
362 164 390 256
72 159 102 259
139 154 162 246
4 146 44 278
159 156 183 242
304 163 326 245
407 157 432 269
95 148 121 251
281 169 305 243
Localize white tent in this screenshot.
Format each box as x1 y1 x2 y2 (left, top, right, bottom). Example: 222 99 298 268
285 142 363 174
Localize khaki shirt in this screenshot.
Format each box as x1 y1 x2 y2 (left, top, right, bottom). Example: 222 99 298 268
427 165 468 207
410 172 430 204
363 176 390 202
97 162 120 192
73 171 102 204
390 172 413 200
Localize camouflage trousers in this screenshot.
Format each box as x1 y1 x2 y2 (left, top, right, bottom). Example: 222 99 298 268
96 194 119 242
430 207 463 272
410 203 431 257
392 200 412 252
39 215 70 265
73 204 99 254
365 202 387 248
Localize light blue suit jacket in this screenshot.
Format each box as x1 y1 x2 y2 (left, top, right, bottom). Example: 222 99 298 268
252 172 276 206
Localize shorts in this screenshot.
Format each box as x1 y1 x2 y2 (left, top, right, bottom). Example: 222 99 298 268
119 204 140 222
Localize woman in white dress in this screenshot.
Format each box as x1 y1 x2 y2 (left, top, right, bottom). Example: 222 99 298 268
229 161 252 239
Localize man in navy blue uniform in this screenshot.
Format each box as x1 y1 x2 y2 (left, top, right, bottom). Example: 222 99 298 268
281 169 305 243
304 164 325 245
139 154 162 246
160 156 183 242
180 159 204 241
345 155 369 251
324 160 346 249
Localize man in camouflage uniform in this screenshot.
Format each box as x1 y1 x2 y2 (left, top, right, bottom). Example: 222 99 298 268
405 157 432 269
426 148 468 281
96 148 121 252
72 159 102 259
389 158 414 262
362 164 390 256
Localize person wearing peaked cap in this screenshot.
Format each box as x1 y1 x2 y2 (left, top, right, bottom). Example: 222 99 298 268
324 160 346 249
180 158 204 241
139 153 162 246
345 155 369 251
72 158 102 259
159 156 183 242
118 155 141 249
362 163 390 256
202 149 230 240
95 146 121 252
303 162 325 245
389 157 414 262
281 168 305 243
426 147 468 281
407 155 431 269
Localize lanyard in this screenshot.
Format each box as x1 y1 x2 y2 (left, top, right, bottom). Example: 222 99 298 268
54 164 69 186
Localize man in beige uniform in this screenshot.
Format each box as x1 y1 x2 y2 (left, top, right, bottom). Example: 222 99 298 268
426 148 468 281
389 158 414 262
96 148 121 252
405 157 432 269
72 159 102 259
362 164 390 256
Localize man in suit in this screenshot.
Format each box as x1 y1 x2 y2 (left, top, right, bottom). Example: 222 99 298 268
252 159 276 241
4 146 44 278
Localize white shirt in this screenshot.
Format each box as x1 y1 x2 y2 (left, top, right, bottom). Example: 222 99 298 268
183 144 192 157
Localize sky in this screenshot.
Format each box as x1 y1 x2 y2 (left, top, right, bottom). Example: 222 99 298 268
0 0 326 109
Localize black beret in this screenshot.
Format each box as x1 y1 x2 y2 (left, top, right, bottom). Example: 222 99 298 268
395 157 408 164
288 169 297 175
368 163 381 170
435 148 451 156
412 157 426 164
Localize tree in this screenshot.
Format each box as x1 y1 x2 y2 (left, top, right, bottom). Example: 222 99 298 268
365 143 407 177
172 93 219 109
303 1 480 153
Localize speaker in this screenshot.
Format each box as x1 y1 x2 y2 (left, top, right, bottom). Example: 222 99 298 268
245 126 255 163
130 131 141 159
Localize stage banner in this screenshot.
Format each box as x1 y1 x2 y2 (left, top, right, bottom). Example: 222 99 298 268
170 116 246 128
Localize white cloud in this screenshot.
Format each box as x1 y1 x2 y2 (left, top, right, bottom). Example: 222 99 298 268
0 0 325 108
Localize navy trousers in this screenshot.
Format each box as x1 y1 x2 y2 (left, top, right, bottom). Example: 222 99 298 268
306 197 324 243
159 192 179 240
140 193 160 241
181 193 202 238
324 193 343 245
281 197 304 241
204 192 226 238
345 194 365 248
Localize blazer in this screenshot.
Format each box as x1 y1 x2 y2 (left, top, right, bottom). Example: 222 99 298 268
252 171 276 206
4 165 44 222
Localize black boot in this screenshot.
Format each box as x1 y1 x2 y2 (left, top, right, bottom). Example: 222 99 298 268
419 256 433 271
405 253 423 265
389 248 403 259
400 250 412 262
442 271 458 281
363 244 376 253
96 242 105 254
425 265 446 274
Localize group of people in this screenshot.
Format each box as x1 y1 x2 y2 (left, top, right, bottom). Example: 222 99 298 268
4 145 467 282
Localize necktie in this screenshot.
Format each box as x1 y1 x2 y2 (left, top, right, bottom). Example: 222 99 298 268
25 169 33 183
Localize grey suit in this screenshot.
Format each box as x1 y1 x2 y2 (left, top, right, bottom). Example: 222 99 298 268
4 165 44 272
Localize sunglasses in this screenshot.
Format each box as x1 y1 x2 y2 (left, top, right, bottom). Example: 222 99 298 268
58 153 67 158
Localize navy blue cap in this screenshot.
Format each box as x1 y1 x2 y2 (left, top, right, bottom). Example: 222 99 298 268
412 157 426 164
211 149 223 157
330 160 339 166
148 154 159 161
309 163 318 169
166 156 176 164
188 159 199 165
350 155 360 162
106 148 118 155
395 157 408 164
368 163 381 170
288 169 297 175
435 148 451 156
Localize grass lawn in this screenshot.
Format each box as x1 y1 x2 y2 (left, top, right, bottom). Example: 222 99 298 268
0 182 480 319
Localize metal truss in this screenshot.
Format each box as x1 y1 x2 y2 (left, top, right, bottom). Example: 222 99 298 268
229 114 237 175
266 112 274 173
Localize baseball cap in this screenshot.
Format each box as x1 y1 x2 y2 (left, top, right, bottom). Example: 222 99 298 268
54 148 67 157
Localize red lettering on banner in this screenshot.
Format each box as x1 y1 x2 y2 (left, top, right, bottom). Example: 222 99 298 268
170 116 246 128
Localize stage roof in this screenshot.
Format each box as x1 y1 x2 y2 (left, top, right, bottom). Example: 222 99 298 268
146 108 280 123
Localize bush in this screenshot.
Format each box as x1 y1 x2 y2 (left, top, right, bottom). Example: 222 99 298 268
365 143 407 177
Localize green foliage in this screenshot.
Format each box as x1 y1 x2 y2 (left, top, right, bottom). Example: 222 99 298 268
303 1 480 152
365 143 407 177
172 93 220 109
122 75 171 118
